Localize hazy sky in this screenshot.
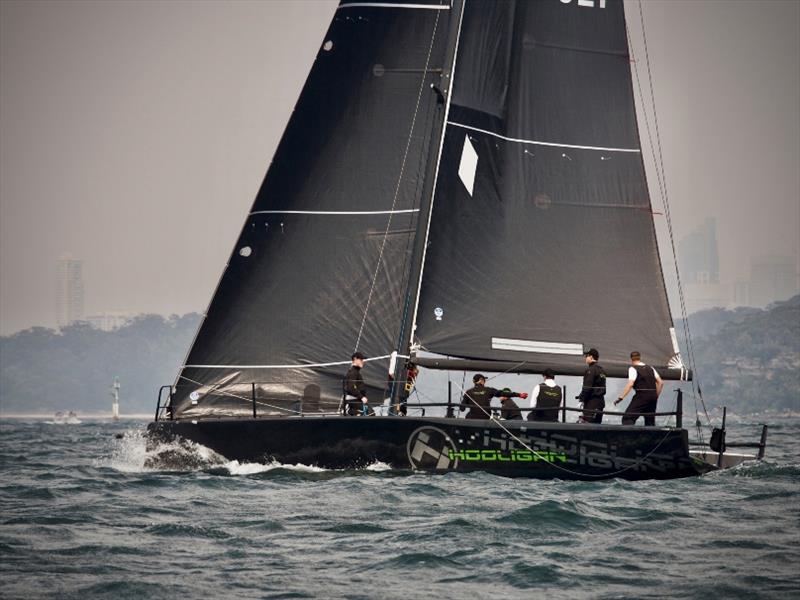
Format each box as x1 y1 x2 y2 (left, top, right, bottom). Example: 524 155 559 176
1 0 798 335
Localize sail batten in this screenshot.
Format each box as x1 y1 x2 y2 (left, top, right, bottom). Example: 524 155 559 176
338 2 452 11
447 121 642 153
249 209 421 216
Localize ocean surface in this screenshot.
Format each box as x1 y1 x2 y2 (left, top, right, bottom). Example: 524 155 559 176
1 416 798 599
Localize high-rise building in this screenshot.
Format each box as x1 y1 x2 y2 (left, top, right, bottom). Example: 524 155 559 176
55 255 84 328
678 218 726 313
748 255 800 308
678 218 720 285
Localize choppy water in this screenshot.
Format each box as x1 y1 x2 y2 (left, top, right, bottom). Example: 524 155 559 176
1 417 798 599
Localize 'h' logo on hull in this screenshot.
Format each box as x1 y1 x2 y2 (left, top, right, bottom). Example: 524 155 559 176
407 426 459 470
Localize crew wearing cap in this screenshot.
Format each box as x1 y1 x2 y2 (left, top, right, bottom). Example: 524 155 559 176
577 348 607 424
614 351 663 426
499 388 523 420
528 369 562 422
343 352 373 416
460 374 528 420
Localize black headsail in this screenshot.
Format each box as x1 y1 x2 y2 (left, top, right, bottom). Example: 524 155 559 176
172 1 460 418
412 0 687 380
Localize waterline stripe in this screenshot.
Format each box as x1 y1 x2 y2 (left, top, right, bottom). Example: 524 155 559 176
250 209 419 216
338 3 450 10
448 121 641 153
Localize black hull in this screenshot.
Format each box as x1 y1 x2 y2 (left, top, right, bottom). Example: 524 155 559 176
146 417 711 480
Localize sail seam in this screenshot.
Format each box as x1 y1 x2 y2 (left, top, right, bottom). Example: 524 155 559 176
183 354 406 370
338 3 450 10
250 209 420 216
448 121 641 153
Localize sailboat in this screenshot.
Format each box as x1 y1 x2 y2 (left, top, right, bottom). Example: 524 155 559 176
147 0 767 479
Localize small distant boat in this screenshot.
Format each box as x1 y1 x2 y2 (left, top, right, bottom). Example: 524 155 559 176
53 411 81 425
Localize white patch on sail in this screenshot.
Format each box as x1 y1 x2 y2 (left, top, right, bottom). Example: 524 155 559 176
458 135 478 196
669 327 680 354
491 338 584 355
667 327 685 370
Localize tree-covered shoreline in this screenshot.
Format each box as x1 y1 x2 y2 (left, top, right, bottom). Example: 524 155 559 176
0 314 201 414
1 296 798 415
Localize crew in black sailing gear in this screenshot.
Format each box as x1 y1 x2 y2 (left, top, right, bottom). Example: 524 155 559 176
343 352 372 416
460 374 528 420
615 351 663 426
528 370 562 422
499 388 523 420
578 348 606 423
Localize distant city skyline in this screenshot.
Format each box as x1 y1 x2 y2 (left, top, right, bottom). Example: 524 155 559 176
671 216 799 314
55 255 84 328
1 0 798 334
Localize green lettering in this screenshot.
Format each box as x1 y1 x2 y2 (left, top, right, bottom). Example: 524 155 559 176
465 449 481 461
514 450 533 462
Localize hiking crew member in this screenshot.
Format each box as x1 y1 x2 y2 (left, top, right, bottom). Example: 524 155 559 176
528 370 562 422
460 374 528 420
499 388 523 420
343 352 372 416
615 351 663 426
578 348 606 423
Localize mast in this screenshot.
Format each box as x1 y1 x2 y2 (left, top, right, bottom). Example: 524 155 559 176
391 0 466 400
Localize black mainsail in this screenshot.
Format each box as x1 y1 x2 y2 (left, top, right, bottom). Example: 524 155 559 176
172 1 459 418
412 0 684 379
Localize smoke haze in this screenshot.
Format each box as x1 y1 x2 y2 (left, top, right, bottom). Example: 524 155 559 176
1 0 798 334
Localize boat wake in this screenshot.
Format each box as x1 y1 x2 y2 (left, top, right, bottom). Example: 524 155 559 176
109 428 393 475
47 412 82 425
108 428 226 472
214 459 394 476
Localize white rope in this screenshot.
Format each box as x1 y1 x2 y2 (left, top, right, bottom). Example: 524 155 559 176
354 8 443 352
183 354 401 370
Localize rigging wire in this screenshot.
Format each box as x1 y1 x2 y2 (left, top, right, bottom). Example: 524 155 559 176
354 9 443 352
629 1 711 438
